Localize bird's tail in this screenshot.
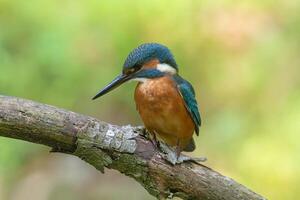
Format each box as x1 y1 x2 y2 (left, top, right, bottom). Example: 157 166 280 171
183 138 196 152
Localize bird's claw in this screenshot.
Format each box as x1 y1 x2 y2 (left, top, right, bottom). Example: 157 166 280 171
141 127 151 139
159 142 207 165
140 128 161 149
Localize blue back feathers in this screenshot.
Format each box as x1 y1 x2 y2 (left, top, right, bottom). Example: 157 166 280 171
123 43 178 70
173 75 201 135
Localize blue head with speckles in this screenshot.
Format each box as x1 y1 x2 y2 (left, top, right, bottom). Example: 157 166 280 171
123 43 178 71
92 43 178 100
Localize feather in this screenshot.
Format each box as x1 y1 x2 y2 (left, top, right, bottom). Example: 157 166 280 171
173 75 201 135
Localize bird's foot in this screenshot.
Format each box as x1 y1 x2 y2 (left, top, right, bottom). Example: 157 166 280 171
141 127 151 139
141 128 160 149
159 142 207 165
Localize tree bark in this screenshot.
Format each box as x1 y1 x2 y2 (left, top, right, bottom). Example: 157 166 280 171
0 95 266 200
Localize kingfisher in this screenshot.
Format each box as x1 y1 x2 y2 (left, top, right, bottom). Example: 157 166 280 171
92 43 201 158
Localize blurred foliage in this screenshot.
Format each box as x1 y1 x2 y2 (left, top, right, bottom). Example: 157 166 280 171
0 0 300 199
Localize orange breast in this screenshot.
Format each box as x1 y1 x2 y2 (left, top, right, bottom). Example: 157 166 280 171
134 76 195 150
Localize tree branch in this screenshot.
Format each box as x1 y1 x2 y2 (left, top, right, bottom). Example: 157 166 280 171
0 95 266 200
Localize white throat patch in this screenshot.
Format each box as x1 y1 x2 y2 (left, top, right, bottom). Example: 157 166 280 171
131 78 149 83
156 63 177 74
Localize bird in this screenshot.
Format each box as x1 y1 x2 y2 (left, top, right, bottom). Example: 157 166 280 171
92 43 201 157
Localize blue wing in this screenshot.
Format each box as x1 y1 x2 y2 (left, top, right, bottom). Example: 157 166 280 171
173 75 201 135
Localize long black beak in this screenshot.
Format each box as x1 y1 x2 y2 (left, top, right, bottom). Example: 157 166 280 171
92 74 131 100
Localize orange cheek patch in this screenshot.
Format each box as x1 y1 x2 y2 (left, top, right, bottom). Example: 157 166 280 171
142 59 160 69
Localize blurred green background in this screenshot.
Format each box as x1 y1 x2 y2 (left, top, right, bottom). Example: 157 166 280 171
0 0 299 199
